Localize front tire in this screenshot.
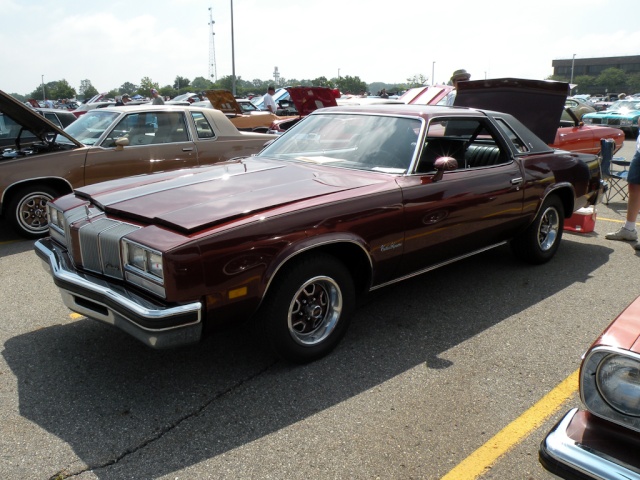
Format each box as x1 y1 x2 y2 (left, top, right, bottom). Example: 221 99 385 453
259 253 355 363
7 185 60 238
511 195 564 264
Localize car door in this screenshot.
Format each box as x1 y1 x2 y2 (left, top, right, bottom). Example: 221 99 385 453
395 117 527 275
83 111 199 185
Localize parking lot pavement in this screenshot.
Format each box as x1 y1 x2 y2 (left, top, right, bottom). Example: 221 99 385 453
0 141 638 479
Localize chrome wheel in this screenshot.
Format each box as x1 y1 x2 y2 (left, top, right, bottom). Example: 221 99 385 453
9 187 58 238
537 205 560 251
288 276 342 346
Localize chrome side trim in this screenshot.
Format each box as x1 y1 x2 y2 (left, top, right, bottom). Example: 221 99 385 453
541 408 640 479
370 242 507 291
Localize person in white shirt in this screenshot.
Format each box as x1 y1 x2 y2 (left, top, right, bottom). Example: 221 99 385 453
263 86 277 114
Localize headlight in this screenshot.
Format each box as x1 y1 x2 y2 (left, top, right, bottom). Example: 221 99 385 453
597 354 640 416
122 239 164 285
583 117 593 124
620 119 633 126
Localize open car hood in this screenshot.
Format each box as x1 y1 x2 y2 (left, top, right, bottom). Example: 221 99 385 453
0 89 83 147
205 90 247 115
285 86 339 116
454 78 570 145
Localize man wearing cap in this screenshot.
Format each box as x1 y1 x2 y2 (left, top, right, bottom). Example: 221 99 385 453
151 88 164 105
445 69 471 106
115 94 132 106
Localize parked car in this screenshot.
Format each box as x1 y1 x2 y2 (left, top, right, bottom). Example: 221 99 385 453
35 79 603 364
251 87 295 114
0 107 76 148
0 89 275 238
582 99 640 136
265 86 340 134
166 92 204 106
539 295 640 478
452 78 625 155
204 89 296 133
555 107 625 155
565 97 596 120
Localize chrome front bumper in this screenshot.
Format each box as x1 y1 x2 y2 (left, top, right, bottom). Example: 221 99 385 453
35 238 203 349
539 408 640 480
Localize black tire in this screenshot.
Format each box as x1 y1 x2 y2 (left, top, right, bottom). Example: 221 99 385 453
7 185 59 239
511 195 564 265
259 253 355 363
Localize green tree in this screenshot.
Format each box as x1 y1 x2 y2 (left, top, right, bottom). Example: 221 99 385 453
174 76 191 90
406 74 428 88
192 76 215 91
49 79 76 100
336 75 367 95
138 77 159 96
596 68 628 93
119 82 138 95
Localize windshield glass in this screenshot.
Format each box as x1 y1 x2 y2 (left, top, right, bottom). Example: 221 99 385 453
610 100 640 111
59 110 120 146
259 113 422 174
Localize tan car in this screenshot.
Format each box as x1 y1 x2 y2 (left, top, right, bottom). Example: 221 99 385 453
0 89 276 238
204 89 297 133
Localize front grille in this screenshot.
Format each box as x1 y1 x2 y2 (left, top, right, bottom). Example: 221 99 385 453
78 218 140 279
591 118 602 125
607 119 621 126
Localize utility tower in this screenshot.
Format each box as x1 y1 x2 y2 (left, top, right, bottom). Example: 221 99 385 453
208 7 217 82
273 66 280 85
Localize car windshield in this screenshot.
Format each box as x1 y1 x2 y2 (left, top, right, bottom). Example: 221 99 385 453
609 100 640 111
59 110 120 146
259 113 422 174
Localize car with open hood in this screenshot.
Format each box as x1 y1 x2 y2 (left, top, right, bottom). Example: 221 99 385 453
539 295 640 479
400 83 624 155
204 89 297 133
0 89 275 238
264 86 340 134
35 79 604 364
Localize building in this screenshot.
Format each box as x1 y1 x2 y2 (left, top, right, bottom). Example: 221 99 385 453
552 55 640 78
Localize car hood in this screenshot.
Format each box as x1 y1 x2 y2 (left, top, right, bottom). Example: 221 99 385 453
204 90 247 115
75 157 385 234
454 78 570 145
285 86 339 116
0 89 83 147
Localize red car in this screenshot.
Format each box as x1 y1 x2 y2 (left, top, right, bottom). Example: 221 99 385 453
35 79 603 363
266 86 340 134
402 81 624 155
539 296 640 478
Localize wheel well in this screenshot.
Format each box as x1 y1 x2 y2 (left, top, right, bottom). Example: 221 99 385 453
548 187 574 220
1 178 72 216
279 243 372 297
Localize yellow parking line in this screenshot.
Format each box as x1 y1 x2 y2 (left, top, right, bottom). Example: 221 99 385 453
440 370 579 480
69 313 83 320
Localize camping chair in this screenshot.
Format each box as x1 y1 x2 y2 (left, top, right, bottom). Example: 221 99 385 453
600 138 630 204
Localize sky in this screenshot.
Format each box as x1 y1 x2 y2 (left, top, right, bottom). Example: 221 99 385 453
2 0 640 97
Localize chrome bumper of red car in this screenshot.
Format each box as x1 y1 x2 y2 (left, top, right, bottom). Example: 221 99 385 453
35 238 203 349
539 408 640 480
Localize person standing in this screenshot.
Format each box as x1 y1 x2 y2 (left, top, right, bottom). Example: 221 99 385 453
605 120 640 246
151 88 164 105
444 69 471 106
263 86 277 114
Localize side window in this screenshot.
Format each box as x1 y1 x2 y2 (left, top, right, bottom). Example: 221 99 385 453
191 112 216 139
152 112 189 144
43 112 62 127
102 113 157 148
494 118 528 153
417 118 508 173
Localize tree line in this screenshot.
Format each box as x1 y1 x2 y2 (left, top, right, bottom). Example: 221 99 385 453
10 73 432 103
549 67 640 96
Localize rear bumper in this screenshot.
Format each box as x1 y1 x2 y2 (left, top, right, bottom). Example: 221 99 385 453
539 408 640 480
35 238 203 349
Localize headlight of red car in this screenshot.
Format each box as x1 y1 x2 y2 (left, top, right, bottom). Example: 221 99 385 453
597 354 640 416
122 239 165 297
582 346 640 431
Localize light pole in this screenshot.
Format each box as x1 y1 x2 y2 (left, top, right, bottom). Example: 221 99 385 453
570 53 576 86
230 0 236 96
41 75 45 101
338 68 340 79
432 62 435 86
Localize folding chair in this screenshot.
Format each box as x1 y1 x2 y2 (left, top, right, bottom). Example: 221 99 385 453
600 138 630 204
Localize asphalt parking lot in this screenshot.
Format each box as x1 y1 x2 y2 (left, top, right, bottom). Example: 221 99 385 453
1 140 638 479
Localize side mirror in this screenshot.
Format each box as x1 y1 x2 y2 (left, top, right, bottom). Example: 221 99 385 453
432 156 458 182
115 137 129 151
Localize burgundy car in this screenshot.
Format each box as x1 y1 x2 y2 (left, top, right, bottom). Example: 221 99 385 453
539 296 640 478
35 81 603 363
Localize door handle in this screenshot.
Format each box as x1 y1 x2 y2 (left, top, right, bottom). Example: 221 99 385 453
182 147 194 152
511 177 523 185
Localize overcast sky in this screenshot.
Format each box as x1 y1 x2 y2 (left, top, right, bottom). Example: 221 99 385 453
2 0 639 96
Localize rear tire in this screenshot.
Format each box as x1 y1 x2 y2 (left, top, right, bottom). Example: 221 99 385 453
258 253 355 363
511 195 564 264
7 185 59 239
